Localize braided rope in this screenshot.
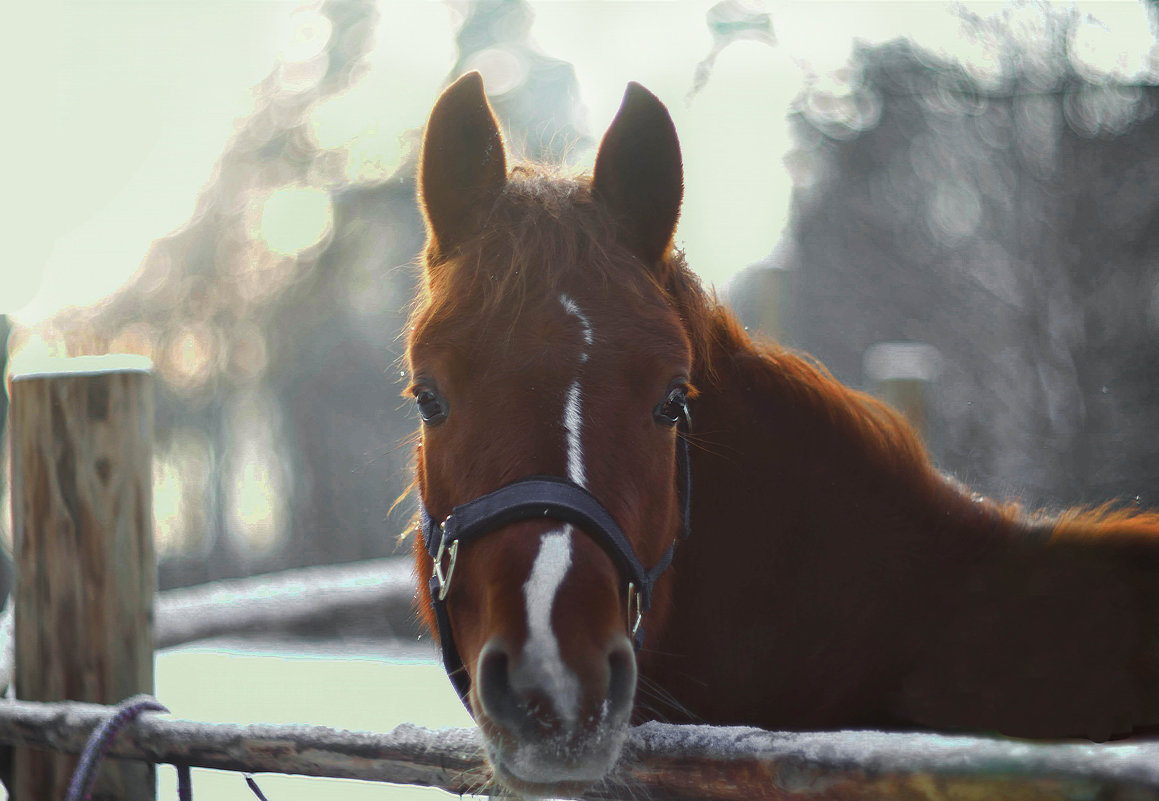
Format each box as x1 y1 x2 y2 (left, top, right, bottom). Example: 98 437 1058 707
63 694 271 800
244 774 271 800
64 695 168 801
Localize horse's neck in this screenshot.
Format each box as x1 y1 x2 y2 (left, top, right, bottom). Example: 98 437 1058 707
671 323 1159 736
651 325 1010 720
688 329 995 555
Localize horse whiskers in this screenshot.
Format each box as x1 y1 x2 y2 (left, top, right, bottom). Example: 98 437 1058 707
474 778 511 799
633 676 701 724
634 673 699 720
395 428 422 448
631 701 675 725
453 765 494 798
635 686 676 723
681 430 738 463
592 770 647 801
634 645 684 660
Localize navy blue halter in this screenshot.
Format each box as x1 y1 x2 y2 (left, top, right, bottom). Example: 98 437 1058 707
419 411 692 711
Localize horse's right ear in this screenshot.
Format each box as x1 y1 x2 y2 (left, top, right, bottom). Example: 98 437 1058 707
592 83 683 265
419 72 507 258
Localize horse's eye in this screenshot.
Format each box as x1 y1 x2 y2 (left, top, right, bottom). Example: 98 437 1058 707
654 386 689 428
414 387 448 425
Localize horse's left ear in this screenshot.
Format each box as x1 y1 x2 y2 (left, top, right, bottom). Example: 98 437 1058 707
592 83 683 265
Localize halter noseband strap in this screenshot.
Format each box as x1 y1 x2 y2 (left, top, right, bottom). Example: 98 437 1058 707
419 415 691 711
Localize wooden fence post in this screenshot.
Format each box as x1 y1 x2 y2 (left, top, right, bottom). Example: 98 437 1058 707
9 355 155 800
863 342 941 445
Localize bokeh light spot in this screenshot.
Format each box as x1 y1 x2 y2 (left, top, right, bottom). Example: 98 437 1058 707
282 9 332 64
928 181 982 244
153 429 211 559
257 186 334 256
225 393 287 557
462 48 528 97
162 324 219 394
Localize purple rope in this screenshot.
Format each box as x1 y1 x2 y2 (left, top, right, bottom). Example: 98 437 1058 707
63 695 273 801
177 763 193 801
245 774 271 801
65 694 169 801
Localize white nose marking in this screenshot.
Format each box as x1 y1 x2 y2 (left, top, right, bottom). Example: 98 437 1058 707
522 526 578 722
515 294 596 724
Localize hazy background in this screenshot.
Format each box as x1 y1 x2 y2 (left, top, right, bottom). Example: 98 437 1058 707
4 0 1159 796
8 0 1159 590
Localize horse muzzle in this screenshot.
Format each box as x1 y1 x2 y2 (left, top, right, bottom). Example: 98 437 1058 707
475 634 637 792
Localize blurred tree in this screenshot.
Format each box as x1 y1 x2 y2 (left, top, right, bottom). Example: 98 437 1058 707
0 314 9 603
17 0 588 588
449 0 589 163
759 6 1159 508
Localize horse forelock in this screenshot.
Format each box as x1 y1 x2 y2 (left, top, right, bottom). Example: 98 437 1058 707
411 168 689 347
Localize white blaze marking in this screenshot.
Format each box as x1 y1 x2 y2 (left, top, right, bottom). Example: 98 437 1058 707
517 294 595 724
522 527 579 722
558 293 590 488
563 380 586 487
561 292 593 361
560 294 594 346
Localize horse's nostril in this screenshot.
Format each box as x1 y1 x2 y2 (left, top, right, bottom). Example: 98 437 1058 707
478 641 521 728
479 639 571 737
606 640 637 722
478 637 636 740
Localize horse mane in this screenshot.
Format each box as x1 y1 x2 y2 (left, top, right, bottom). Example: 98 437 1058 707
1050 503 1159 547
660 251 1159 550
661 253 932 476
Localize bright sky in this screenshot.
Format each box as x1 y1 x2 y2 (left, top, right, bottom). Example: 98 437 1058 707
4 0 1155 323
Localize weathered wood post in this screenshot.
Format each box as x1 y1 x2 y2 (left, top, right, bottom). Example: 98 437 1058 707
726 255 797 343
863 342 941 445
9 355 155 800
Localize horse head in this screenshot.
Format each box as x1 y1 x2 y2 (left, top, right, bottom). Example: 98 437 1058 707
407 72 691 794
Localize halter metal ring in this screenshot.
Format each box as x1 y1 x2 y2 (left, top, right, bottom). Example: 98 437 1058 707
433 519 459 601
627 582 643 638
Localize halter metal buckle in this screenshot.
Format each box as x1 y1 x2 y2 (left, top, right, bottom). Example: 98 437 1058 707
627 582 643 639
433 518 459 601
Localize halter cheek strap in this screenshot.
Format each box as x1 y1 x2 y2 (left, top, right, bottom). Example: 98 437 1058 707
419 414 691 712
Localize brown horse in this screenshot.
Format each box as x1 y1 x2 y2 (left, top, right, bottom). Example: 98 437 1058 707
406 72 1159 796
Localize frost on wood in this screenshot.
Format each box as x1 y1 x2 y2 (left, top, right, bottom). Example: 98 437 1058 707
0 699 489 795
2 699 1159 800
619 721 1159 800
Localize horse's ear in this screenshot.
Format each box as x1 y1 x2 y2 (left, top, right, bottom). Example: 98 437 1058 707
592 83 683 265
419 72 507 258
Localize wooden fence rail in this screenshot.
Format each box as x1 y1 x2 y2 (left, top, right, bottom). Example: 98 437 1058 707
0 557 422 702
153 556 419 648
1 697 1158 800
